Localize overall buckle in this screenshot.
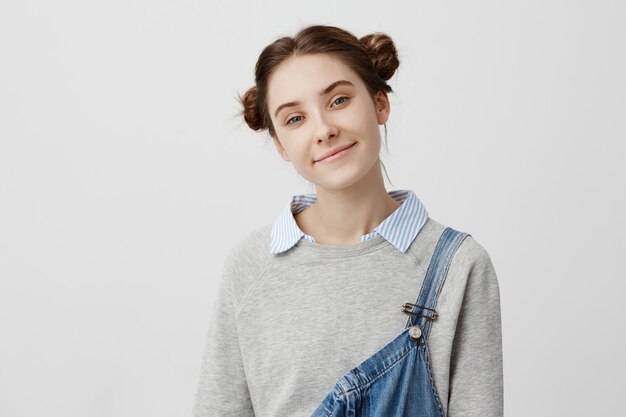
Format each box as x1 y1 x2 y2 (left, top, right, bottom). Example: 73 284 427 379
401 302 438 320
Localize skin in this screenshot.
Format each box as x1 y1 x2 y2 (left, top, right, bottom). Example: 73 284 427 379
267 53 401 245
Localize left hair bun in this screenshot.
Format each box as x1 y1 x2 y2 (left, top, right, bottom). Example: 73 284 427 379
360 32 400 81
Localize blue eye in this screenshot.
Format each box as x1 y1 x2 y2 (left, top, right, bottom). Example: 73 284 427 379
286 115 303 125
333 96 349 106
285 97 349 126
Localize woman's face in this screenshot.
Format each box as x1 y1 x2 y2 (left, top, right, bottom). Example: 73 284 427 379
267 53 390 191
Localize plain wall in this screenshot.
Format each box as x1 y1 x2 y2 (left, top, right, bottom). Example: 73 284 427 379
1 1 624 416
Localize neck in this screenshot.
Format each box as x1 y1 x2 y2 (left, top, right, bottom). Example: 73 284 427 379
299 162 401 245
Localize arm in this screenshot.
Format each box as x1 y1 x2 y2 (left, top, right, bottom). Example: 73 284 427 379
191 252 256 417
447 243 504 416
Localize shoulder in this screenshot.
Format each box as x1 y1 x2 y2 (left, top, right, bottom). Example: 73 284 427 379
422 217 500 322
219 224 274 309
225 223 273 263
417 216 495 274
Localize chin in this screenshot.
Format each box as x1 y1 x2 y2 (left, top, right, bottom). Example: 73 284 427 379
314 169 369 192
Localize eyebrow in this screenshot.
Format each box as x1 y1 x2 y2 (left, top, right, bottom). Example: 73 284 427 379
273 80 355 118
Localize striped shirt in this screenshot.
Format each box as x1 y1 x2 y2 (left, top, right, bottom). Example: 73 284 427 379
270 189 429 254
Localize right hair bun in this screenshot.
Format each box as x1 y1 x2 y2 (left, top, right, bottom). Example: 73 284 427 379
238 85 265 132
360 32 400 81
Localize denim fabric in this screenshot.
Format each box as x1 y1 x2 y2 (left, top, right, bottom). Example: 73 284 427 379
310 227 470 417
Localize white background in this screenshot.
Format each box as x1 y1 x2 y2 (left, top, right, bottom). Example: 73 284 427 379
1 1 624 416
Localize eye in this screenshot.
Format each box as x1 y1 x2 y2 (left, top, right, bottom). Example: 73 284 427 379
286 115 303 125
332 96 350 107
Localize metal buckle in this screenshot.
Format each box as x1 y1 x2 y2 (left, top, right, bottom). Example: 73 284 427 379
401 302 438 320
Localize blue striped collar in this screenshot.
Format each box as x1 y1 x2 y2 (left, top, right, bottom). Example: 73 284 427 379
270 189 429 255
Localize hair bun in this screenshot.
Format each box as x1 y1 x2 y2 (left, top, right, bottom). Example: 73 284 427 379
239 86 266 132
360 32 399 81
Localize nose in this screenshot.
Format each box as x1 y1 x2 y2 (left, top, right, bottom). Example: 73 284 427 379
314 112 338 143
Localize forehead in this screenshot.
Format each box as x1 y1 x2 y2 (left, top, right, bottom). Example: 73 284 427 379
267 54 362 112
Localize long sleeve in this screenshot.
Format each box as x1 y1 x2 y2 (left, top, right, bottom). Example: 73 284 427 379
191 251 256 417
447 244 504 416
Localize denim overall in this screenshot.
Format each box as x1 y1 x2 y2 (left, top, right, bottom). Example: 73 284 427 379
310 227 470 417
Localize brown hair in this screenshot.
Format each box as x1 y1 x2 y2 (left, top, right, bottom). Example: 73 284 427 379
237 24 400 139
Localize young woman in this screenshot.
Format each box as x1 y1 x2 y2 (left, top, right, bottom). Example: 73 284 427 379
192 24 503 417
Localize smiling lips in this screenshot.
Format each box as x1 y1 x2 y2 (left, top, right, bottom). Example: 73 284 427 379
314 142 357 163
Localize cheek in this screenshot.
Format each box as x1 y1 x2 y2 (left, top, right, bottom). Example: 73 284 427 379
283 142 308 163
349 104 377 129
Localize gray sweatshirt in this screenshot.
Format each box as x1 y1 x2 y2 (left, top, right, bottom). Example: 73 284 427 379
192 216 503 416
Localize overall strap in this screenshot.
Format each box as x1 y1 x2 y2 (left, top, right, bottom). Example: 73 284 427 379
403 227 471 341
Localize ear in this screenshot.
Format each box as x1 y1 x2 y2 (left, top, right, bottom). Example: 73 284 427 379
373 90 390 125
272 134 291 162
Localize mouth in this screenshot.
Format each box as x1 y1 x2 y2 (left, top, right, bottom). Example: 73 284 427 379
314 142 357 163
